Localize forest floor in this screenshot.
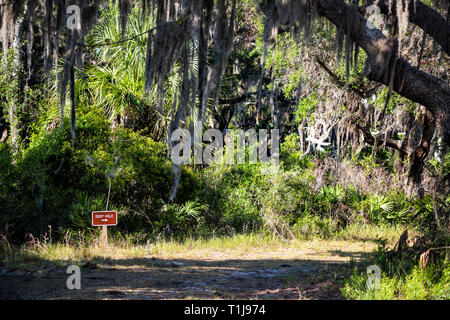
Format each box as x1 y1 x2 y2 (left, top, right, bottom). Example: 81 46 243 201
0 229 402 300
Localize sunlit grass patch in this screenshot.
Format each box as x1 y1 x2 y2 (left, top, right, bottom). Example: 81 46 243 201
1 227 390 270
341 262 450 300
336 223 414 245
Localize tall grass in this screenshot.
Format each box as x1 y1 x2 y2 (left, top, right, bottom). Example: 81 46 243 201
341 260 450 300
1 223 405 269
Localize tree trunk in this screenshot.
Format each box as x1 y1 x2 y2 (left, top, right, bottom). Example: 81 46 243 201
316 0 450 147
364 0 450 55
409 109 436 186
43 0 53 82
169 45 191 202
70 56 76 146
199 0 236 125
9 0 31 154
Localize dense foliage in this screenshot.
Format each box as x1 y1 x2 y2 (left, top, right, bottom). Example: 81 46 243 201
0 0 448 300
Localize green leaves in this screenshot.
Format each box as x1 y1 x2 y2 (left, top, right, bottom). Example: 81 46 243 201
360 192 415 224
159 201 207 235
294 94 317 124
69 191 106 230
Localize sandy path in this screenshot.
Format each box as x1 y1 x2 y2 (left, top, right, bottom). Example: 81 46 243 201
0 240 377 300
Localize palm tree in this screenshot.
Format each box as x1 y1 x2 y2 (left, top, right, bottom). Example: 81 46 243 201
78 3 185 139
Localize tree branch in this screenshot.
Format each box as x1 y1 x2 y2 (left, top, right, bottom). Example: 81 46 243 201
314 56 366 98
316 0 450 146
363 0 450 55
355 123 409 155
314 54 408 156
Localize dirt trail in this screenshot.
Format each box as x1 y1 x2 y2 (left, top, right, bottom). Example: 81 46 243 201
0 240 377 300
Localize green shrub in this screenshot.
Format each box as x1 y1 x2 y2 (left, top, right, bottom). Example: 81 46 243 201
280 133 314 170
293 213 339 239
341 241 450 300
0 107 200 241
68 191 106 231
341 262 450 300
157 200 207 237
203 163 263 233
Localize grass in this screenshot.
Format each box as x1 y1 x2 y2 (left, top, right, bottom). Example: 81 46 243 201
338 225 449 300
1 223 445 300
1 223 405 270
335 223 414 243
341 261 450 300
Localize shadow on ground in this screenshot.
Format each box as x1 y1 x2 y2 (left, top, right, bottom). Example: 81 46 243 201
0 255 358 300
326 250 370 259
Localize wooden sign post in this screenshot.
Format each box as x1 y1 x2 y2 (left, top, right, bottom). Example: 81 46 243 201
101 225 108 246
92 211 117 247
